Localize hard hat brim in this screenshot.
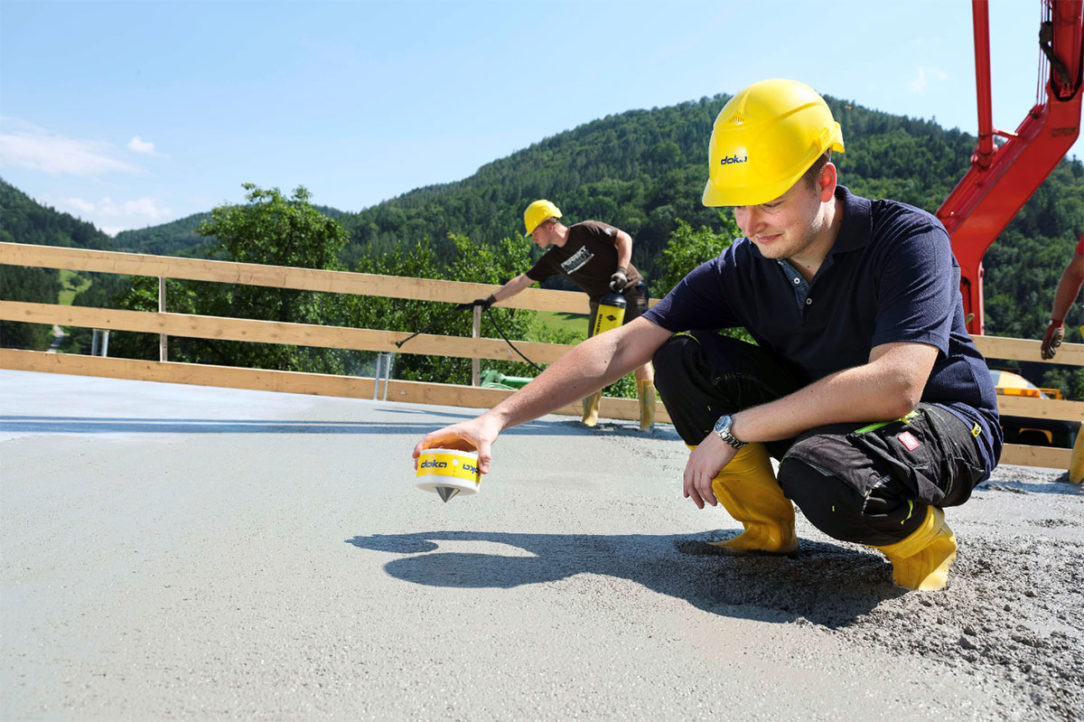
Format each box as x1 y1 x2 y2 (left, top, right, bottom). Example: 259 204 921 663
702 175 803 208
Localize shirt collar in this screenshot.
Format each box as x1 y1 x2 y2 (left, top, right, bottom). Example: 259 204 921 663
830 185 872 254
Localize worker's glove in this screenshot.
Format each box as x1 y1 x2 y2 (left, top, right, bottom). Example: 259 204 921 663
1041 320 1065 360
609 267 628 292
472 294 497 310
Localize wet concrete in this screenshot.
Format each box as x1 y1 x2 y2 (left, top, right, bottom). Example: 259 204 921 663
2 369 1081 721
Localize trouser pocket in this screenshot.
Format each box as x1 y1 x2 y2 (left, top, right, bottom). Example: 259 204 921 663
784 404 985 509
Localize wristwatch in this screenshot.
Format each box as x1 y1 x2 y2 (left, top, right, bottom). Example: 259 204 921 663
713 414 746 449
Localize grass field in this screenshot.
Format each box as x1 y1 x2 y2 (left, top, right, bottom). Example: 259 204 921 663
530 310 588 342
57 269 92 306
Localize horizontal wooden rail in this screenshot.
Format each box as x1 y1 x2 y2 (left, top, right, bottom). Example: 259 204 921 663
8 300 1081 421
998 443 1072 470
0 301 573 365
972 334 1084 366
995 394 1084 424
0 349 671 424
0 241 595 314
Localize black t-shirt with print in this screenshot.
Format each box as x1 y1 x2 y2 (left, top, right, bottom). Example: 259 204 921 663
525 221 643 300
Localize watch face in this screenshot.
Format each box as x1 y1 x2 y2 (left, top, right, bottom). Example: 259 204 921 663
714 414 743 448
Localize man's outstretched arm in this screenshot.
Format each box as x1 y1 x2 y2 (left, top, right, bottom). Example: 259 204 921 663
412 317 673 473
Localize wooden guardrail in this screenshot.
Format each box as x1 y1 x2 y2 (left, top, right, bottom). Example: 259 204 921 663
0 241 665 424
970 335 1084 471
2 241 1082 470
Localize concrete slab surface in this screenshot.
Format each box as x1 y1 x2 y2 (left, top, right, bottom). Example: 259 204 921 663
2 369 1082 721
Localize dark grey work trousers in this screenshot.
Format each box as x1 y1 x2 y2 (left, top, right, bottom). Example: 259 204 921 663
652 331 987 545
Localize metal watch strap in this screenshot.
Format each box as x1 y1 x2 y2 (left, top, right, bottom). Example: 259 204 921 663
714 414 746 449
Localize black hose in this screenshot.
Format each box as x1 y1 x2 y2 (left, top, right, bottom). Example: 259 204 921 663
481 306 544 372
394 302 544 373
394 303 472 348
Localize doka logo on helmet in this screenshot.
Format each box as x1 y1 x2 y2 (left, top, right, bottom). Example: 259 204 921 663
719 154 748 166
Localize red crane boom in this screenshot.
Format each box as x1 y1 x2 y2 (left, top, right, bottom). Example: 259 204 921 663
936 0 1084 335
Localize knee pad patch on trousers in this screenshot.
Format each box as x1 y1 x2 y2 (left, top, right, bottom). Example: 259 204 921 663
778 457 924 546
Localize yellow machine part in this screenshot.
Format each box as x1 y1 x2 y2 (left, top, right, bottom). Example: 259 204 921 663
591 295 626 336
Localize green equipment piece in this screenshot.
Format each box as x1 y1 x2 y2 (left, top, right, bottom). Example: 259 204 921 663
480 369 534 390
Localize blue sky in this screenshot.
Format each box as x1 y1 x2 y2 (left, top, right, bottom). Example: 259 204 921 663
1 0 1080 236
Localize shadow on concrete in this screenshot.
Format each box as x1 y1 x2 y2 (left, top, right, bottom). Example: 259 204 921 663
346 530 901 628
0 414 679 440
976 478 1084 497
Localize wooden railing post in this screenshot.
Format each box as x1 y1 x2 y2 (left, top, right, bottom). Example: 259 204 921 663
471 305 481 386
158 277 167 362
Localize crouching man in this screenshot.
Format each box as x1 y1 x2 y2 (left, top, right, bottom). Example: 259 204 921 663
413 79 1001 591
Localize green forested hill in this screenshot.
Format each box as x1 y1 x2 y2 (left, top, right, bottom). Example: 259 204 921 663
0 180 117 349
0 179 115 250
3 94 1084 347
113 213 213 256
112 204 347 257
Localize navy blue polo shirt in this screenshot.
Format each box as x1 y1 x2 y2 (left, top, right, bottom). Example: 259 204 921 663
644 186 1002 472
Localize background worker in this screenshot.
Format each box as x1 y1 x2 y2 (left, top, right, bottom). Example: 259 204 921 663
472 200 656 430
418 79 1002 592
1040 232 1084 360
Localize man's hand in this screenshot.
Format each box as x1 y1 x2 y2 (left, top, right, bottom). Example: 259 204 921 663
1041 320 1065 360
683 432 737 509
609 267 628 292
412 414 503 474
469 294 496 310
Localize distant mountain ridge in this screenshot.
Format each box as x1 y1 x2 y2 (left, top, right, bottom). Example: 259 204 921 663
112 204 348 257
0 179 115 250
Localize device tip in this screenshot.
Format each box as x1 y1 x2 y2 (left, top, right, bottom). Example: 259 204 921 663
435 486 460 503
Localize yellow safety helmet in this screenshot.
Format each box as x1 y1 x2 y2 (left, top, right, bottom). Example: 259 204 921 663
702 79 844 207
524 199 562 236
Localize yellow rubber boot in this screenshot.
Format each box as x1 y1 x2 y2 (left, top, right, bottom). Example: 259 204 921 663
637 380 656 431
582 392 601 427
700 442 798 554
872 506 957 591
1069 420 1084 484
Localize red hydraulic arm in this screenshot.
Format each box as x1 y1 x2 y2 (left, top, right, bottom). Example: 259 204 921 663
936 0 1084 335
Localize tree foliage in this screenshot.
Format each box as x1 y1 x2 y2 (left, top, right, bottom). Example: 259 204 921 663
0 178 116 349
0 178 115 250
108 185 352 372
0 266 61 349
347 232 537 385
650 214 740 297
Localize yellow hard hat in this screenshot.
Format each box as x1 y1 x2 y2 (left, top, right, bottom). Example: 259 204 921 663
702 79 845 207
524 199 562 236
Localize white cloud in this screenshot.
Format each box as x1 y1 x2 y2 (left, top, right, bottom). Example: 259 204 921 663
65 197 97 214
0 127 141 177
57 195 174 236
75 195 172 220
127 136 156 155
908 66 949 94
